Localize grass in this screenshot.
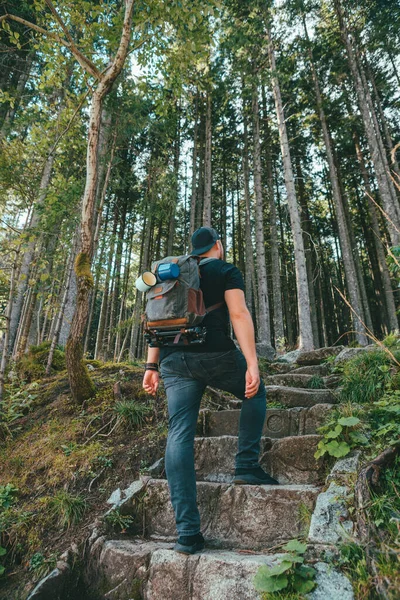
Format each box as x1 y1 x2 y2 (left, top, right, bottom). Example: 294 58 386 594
113 400 153 429
306 375 325 389
339 349 398 404
47 491 87 529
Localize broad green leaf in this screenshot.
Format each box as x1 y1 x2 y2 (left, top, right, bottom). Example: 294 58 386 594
294 578 316 593
0 547 6 557
253 568 288 592
282 539 307 554
325 424 343 438
325 440 351 457
294 564 317 578
338 416 360 427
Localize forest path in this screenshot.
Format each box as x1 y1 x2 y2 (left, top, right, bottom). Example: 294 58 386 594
83 346 355 599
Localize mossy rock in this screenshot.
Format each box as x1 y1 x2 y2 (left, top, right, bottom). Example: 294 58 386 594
16 341 66 382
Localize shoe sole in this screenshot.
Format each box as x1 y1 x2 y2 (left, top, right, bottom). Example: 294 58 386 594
233 477 280 485
174 542 205 555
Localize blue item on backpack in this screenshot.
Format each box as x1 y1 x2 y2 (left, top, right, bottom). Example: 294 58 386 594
157 262 180 280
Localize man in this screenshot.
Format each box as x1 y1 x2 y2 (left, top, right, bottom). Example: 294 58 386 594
142 226 279 555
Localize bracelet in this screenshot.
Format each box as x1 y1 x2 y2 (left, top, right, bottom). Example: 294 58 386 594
145 362 159 371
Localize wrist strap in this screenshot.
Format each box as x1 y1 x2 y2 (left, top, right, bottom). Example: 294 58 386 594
145 362 159 371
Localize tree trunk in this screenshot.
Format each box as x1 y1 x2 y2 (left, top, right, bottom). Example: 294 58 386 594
354 134 399 333
241 86 256 312
203 91 212 226
267 28 313 350
0 51 34 140
302 16 367 344
334 0 400 246
167 107 180 255
251 77 273 353
65 0 135 403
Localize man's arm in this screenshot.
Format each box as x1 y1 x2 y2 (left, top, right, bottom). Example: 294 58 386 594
142 346 160 396
224 288 260 399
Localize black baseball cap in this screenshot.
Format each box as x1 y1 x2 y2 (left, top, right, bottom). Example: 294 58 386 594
191 226 220 255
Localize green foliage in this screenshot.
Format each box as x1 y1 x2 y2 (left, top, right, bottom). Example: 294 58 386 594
339 350 396 405
15 341 65 382
104 509 133 531
307 375 325 389
48 491 86 529
0 484 18 510
1 382 38 423
315 409 368 459
254 539 316 597
113 400 152 430
28 551 57 580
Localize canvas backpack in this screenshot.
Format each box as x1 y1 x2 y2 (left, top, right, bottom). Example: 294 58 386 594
143 254 223 346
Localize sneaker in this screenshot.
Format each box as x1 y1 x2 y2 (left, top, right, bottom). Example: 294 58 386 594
173 532 205 555
233 465 280 485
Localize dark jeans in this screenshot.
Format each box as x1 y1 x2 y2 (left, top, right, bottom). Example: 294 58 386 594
159 347 267 536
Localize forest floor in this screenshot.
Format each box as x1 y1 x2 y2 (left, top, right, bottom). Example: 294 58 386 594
0 355 176 600
0 343 399 599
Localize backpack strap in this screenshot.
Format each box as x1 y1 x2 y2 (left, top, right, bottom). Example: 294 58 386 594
205 301 225 313
199 257 218 265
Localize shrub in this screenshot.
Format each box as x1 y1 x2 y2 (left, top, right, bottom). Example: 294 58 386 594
114 400 152 429
16 341 65 381
340 350 397 405
48 491 86 529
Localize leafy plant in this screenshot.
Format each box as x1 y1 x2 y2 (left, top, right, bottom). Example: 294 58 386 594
0 484 18 509
48 491 86 529
307 375 325 389
253 539 316 596
315 413 369 459
104 509 133 531
113 400 152 429
29 551 57 580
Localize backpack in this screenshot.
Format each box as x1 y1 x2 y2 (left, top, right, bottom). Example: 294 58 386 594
143 255 224 347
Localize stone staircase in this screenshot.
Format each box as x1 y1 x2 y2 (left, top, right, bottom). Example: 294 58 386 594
82 346 355 600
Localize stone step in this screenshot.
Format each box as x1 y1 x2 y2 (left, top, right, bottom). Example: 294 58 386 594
134 479 320 550
291 364 330 376
295 345 344 366
88 538 354 600
265 385 337 408
197 404 333 438
265 373 341 389
194 435 328 485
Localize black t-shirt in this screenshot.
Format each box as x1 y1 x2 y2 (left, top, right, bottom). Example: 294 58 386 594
159 258 245 360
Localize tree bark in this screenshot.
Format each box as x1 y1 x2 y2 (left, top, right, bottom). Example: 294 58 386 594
65 0 135 403
251 76 273 352
334 0 400 246
203 91 212 226
267 28 313 350
354 133 399 333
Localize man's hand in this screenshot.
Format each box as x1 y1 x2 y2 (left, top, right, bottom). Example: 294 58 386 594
245 364 260 399
143 370 159 396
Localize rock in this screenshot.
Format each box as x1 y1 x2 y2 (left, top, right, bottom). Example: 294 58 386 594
334 345 380 364
145 548 287 600
265 373 325 389
260 435 328 485
194 436 273 483
255 342 276 360
27 562 70 600
193 435 326 485
305 561 354 600
326 451 362 484
308 482 354 545
105 479 147 515
276 349 302 364
296 346 344 365
265 386 336 408
199 405 333 439
291 364 330 376
146 457 165 477
300 404 333 435
141 479 319 549
107 488 122 506
87 363 95 371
